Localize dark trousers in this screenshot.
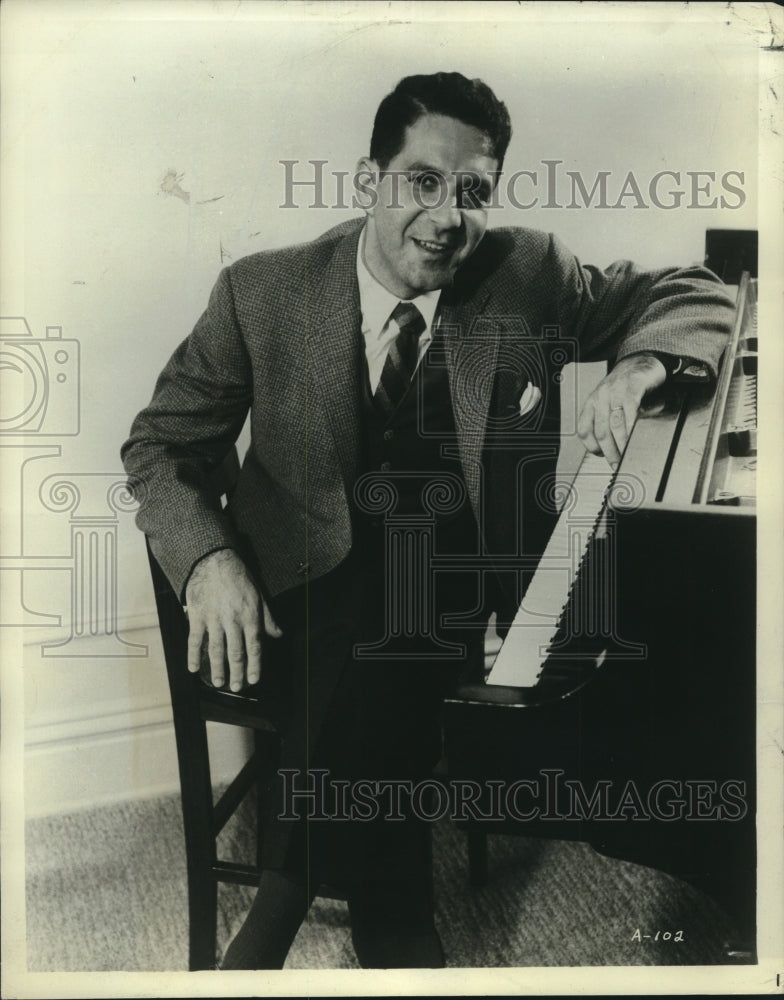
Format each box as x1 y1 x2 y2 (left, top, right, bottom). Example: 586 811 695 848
259 531 484 890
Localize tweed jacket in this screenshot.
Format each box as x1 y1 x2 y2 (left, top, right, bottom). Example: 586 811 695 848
122 218 734 612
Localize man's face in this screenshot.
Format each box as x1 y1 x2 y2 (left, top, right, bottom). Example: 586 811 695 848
359 114 499 299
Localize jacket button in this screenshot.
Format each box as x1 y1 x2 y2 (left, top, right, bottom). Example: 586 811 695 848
383 429 394 441
380 461 392 472
296 561 309 575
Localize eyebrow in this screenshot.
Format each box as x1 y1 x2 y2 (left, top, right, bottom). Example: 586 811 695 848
401 162 446 176
401 163 493 185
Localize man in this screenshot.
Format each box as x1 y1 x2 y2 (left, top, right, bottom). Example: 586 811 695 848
122 72 734 969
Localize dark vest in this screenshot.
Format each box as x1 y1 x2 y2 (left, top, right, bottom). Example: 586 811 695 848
347 330 486 660
354 330 477 546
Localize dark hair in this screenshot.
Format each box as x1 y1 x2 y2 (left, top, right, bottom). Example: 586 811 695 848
369 72 512 170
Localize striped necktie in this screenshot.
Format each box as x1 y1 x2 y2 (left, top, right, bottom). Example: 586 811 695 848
373 301 426 416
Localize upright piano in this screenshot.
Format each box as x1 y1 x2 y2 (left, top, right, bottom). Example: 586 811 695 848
443 272 758 952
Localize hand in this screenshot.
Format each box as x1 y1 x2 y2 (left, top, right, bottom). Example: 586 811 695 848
577 353 667 468
184 548 282 691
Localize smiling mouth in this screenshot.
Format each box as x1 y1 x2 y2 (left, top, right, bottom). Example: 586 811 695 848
412 237 456 255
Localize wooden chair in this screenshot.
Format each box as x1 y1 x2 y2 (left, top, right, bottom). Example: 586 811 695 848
146 447 281 970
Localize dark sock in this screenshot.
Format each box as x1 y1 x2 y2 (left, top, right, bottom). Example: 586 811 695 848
220 868 317 970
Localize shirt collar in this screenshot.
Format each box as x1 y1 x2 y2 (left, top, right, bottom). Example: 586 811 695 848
356 226 442 338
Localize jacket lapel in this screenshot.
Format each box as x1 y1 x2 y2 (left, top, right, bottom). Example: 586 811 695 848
307 226 364 490
439 287 496 519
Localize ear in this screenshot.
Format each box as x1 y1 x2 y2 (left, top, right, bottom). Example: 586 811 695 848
355 156 379 215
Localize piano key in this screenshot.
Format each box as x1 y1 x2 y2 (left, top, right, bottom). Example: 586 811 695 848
487 452 614 688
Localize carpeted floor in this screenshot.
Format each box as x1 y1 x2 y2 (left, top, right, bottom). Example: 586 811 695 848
24 790 740 971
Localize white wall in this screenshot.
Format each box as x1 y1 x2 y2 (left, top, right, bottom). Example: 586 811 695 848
1 2 759 816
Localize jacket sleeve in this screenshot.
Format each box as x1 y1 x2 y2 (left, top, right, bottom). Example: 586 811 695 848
121 266 253 600
545 232 736 373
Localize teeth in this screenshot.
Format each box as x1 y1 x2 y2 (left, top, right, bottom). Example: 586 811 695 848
416 239 449 252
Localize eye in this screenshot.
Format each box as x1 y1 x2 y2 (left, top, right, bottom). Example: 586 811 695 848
412 171 442 194
457 174 491 209
409 171 448 207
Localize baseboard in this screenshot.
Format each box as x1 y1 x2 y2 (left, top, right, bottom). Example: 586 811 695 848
20 608 160 649
24 701 253 820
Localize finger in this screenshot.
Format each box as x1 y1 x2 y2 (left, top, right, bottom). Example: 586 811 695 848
244 624 262 686
593 408 621 468
225 627 247 693
187 619 205 673
624 399 640 437
608 404 630 461
262 599 283 638
518 383 534 412
207 625 226 688
577 403 602 455
580 429 601 455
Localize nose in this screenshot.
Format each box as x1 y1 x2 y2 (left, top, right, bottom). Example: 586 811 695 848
427 194 462 230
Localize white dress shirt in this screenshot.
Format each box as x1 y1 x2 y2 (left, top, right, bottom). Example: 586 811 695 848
356 232 442 393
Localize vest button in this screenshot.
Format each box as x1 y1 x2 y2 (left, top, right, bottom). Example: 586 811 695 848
383 429 394 441
380 461 392 472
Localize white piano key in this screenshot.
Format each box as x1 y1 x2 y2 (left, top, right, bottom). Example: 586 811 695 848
487 452 614 688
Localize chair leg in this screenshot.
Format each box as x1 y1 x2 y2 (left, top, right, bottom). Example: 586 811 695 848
467 828 488 887
254 731 266 872
173 711 220 970
186 868 218 971
253 728 280 873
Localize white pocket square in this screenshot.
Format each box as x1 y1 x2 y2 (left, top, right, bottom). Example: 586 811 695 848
517 383 542 417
